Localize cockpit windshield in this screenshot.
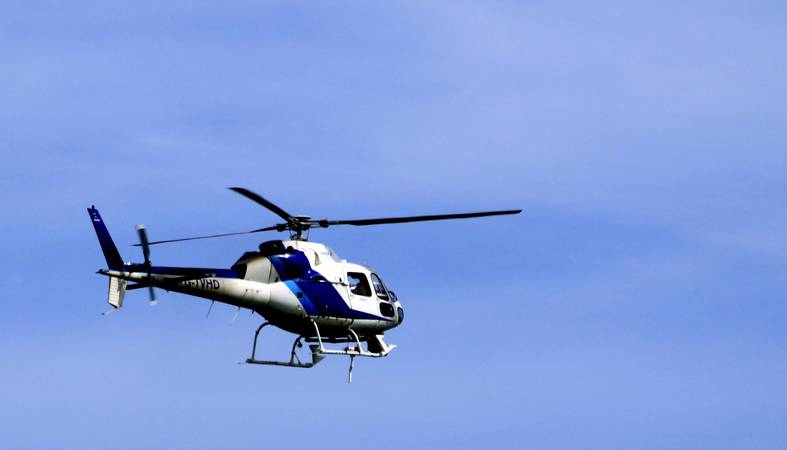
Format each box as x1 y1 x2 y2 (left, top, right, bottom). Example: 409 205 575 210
370 273 389 300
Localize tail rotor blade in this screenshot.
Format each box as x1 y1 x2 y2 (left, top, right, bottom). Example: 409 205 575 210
136 224 156 304
136 224 151 263
148 283 157 305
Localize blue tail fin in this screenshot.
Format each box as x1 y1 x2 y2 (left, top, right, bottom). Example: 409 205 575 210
88 206 124 270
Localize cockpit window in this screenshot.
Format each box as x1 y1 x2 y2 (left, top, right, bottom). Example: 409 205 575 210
370 273 389 299
347 272 371 297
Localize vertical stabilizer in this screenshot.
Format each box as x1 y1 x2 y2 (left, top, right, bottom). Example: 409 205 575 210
88 207 124 270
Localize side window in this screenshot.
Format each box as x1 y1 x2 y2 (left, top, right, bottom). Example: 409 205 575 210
231 263 247 279
370 273 389 300
347 272 371 297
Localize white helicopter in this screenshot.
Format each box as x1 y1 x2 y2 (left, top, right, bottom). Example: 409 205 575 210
89 188 520 382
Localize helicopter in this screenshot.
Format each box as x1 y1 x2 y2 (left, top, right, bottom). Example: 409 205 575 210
89 188 521 382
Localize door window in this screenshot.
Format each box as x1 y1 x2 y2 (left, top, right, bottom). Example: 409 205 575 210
347 272 371 297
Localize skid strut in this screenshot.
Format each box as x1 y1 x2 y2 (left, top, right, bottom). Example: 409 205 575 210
244 320 396 382
245 321 318 368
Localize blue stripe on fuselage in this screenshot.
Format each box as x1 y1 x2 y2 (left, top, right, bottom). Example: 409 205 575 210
283 280 319 315
268 252 390 322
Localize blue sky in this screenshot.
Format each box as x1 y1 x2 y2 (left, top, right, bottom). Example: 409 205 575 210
1 1 785 448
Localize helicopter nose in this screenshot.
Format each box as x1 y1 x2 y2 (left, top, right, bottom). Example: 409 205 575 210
396 306 404 324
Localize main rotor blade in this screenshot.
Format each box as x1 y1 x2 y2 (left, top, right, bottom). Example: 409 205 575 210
316 209 522 227
134 225 279 246
229 187 294 223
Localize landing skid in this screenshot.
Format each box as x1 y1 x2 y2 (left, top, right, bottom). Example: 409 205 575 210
244 320 396 382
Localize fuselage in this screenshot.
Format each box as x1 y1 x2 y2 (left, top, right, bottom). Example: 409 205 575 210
105 240 404 339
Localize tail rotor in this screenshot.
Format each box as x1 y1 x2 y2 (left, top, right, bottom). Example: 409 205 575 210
136 224 157 305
